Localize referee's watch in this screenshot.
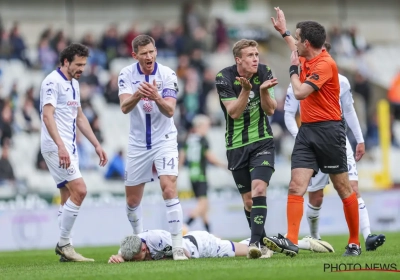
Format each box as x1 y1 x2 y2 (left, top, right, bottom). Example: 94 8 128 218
281 30 291 38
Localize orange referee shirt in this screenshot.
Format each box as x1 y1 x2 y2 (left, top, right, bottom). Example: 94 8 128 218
299 50 341 123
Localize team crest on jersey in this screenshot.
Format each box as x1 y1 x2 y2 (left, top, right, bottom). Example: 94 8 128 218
156 81 163 91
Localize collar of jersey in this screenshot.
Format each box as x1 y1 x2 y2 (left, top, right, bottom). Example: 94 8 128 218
57 67 69 81
137 62 158 75
304 49 329 66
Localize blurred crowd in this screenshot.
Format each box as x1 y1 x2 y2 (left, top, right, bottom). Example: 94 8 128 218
0 5 398 189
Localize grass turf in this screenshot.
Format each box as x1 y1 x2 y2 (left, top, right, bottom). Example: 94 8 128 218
0 232 399 280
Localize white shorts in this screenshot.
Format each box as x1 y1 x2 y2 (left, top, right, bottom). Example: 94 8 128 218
184 231 235 259
42 152 82 188
125 142 179 186
308 137 358 192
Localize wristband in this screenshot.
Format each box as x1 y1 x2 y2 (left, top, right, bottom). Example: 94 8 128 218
289 65 299 77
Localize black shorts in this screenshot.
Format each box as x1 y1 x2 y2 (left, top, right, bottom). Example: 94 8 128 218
291 120 347 175
191 181 208 198
227 138 275 194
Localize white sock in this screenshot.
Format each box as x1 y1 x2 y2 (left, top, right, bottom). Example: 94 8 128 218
298 239 311 250
59 198 80 246
57 205 63 229
165 198 183 249
306 203 321 240
358 197 371 240
126 204 143 234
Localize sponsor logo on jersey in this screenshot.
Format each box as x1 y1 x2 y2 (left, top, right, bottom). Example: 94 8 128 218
67 101 79 106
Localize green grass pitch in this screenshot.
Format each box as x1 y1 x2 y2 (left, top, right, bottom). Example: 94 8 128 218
1 232 399 280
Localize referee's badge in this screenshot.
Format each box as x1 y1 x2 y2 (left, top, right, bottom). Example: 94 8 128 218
156 81 163 91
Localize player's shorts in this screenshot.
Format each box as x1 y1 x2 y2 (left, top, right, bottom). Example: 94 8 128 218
227 138 275 194
292 120 347 175
42 152 82 188
308 137 358 192
191 181 208 198
125 141 178 186
183 231 235 258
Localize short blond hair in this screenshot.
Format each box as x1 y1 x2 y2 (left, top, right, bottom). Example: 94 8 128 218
192 114 210 128
232 39 258 58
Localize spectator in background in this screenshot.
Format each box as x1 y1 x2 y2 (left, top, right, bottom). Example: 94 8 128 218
0 101 13 147
100 24 121 68
176 54 190 80
123 23 139 56
81 32 107 70
25 86 41 114
0 140 15 186
90 115 103 144
80 64 101 94
214 18 229 52
105 150 125 180
38 37 58 74
36 148 48 171
9 22 31 67
104 73 120 104
199 68 214 115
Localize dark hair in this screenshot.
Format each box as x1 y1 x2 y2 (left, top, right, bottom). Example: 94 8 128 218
296 21 326 49
59 43 89 66
324 42 331 52
131 35 155 53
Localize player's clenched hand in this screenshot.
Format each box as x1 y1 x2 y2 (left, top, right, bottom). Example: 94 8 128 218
140 80 160 101
290 51 300 66
108 255 125 264
260 78 278 91
355 143 365 162
235 77 252 91
271 7 287 34
58 146 70 169
95 145 108 167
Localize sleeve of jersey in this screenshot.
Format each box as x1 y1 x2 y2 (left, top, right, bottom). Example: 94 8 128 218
304 61 333 91
262 66 276 99
162 70 178 99
284 84 299 114
118 69 134 96
42 82 59 108
215 71 236 101
341 87 365 143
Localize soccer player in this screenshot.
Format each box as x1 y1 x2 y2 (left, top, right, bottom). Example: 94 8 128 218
215 39 278 259
108 229 272 263
40 43 108 262
118 35 187 261
264 7 361 257
285 42 386 252
179 114 226 233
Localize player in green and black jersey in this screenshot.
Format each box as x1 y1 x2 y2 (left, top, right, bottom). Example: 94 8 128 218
215 39 278 259
179 115 226 233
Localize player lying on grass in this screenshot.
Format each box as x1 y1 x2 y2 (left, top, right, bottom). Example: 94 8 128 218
108 230 273 263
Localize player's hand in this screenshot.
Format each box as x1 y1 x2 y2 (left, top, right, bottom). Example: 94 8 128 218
235 77 252 91
271 7 287 34
58 146 70 169
290 50 300 66
95 145 108 167
140 80 161 101
355 143 365 162
260 78 279 92
108 255 125 264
